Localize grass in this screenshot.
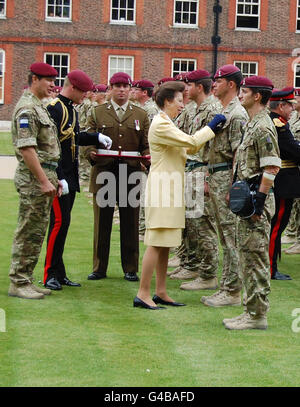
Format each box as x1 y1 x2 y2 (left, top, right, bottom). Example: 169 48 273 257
0 132 14 156
1 178 300 387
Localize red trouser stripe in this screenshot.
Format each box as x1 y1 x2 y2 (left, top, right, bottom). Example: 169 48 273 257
269 198 285 276
43 196 62 284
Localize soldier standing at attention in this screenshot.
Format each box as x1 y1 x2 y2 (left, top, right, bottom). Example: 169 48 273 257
172 69 220 291
201 65 248 308
84 72 150 282
43 70 112 290
268 87 300 280
9 62 62 300
224 76 281 330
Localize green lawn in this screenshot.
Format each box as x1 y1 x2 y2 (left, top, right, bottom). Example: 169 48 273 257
1 179 300 387
0 132 14 156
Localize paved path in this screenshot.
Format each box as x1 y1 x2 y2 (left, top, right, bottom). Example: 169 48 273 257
0 156 17 179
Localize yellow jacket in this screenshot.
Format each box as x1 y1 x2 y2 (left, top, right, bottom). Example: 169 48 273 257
145 112 215 229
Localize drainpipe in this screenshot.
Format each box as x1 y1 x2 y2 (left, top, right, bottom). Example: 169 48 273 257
211 0 222 75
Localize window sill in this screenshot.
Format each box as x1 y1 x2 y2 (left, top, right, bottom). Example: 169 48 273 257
109 21 136 26
45 18 72 23
0 15 7 19
234 27 261 32
172 24 198 29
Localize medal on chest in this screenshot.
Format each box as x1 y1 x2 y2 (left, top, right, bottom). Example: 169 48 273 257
135 120 140 131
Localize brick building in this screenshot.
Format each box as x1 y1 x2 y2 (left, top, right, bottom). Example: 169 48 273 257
1 0 300 120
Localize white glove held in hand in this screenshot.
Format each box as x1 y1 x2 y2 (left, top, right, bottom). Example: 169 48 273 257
98 133 112 150
60 179 69 196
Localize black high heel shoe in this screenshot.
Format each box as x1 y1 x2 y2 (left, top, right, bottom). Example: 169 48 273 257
152 294 186 307
133 296 166 310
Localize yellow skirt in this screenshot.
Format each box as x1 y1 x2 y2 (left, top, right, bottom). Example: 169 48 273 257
144 228 182 247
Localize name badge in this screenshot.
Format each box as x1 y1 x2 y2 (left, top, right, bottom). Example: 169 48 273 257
135 120 140 131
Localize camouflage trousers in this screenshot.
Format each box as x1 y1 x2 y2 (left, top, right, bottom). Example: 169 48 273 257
180 167 219 279
236 193 275 317
139 172 148 235
9 166 56 285
79 146 91 182
284 198 300 241
208 169 241 292
9 191 53 285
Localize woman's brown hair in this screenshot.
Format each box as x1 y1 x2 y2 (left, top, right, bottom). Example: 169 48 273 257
155 81 185 109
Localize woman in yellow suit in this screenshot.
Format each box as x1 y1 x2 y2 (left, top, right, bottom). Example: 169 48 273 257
134 81 226 309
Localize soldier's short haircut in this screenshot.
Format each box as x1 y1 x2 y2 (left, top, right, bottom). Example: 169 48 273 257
155 81 185 109
225 71 244 90
195 78 213 95
28 72 42 85
269 100 283 110
250 88 273 106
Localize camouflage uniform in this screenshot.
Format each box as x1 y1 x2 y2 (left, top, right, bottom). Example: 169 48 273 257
9 89 60 285
180 95 220 279
76 98 97 181
234 108 280 316
284 110 300 241
207 96 248 292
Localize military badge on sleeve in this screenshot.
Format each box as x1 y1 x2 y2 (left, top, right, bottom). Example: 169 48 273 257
19 117 29 128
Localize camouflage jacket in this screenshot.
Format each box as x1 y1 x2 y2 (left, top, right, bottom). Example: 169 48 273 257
188 95 222 162
174 101 197 133
209 96 248 165
11 89 60 166
289 110 300 141
142 98 159 123
234 108 281 181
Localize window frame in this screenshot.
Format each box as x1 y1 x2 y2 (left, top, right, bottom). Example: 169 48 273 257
110 0 136 25
171 58 197 77
294 64 300 88
43 52 70 87
108 55 134 82
234 60 258 78
173 0 199 28
235 0 260 31
0 0 6 18
0 49 5 104
45 0 72 22
296 0 300 32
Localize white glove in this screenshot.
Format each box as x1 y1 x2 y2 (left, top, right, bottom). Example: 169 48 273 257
98 133 112 150
60 179 69 195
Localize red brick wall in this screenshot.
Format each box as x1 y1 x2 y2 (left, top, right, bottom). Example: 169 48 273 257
0 0 299 119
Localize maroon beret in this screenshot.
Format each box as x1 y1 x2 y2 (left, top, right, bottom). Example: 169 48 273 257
157 77 176 86
94 84 108 93
241 75 274 90
269 87 297 103
53 85 62 93
67 70 94 92
110 72 132 85
295 88 300 96
174 72 189 81
186 69 211 83
30 62 58 77
214 64 241 79
135 79 154 89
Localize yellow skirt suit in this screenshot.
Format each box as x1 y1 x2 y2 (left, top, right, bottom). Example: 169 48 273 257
144 112 216 247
